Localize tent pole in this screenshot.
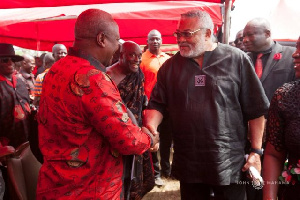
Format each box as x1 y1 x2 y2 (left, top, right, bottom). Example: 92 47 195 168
223 0 232 44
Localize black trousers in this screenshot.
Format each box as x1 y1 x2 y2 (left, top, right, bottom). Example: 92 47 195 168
180 182 246 200
151 117 172 178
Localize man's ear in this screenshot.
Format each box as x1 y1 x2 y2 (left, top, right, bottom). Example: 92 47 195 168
97 32 106 47
205 29 212 41
265 29 271 38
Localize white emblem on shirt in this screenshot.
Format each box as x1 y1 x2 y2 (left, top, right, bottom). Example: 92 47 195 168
195 75 206 86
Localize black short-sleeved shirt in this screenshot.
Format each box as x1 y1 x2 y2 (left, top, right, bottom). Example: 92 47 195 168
148 43 269 185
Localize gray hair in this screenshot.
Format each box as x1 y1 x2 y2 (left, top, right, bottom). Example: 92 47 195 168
181 10 214 31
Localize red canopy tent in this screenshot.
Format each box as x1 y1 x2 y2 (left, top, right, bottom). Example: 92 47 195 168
0 1 231 51
0 0 232 9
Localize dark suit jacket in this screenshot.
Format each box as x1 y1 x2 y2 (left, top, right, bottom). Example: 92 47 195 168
248 42 296 101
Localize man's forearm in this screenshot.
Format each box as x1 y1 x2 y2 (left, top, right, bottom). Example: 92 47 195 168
248 115 265 149
143 109 163 132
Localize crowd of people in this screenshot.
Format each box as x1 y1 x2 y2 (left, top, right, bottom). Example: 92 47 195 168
0 7 299 200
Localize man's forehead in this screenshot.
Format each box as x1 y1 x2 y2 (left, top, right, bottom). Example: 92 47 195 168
178 17 199 28
148 31 161 38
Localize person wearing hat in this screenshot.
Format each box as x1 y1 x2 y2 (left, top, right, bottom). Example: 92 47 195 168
0 43 30 149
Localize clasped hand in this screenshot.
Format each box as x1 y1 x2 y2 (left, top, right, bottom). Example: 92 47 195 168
141 127 159 152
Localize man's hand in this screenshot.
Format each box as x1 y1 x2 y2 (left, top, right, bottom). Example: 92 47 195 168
242 152 261 174
141 126 159 152
149 143 159 152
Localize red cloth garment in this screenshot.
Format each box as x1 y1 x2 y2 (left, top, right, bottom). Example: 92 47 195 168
36 47 151 200
255 53 263 79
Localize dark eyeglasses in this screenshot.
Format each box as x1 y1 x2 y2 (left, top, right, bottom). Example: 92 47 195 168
173 28 205 38
0 57 14 64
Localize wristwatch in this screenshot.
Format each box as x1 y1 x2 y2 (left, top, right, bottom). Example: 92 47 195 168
250 148 264 156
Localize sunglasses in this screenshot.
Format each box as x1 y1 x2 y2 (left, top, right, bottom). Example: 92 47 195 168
173 28 205 38
0 57 14 64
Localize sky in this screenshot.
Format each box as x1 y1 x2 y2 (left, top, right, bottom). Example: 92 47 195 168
229 0 299 41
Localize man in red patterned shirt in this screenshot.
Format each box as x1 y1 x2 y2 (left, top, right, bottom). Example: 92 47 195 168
37 9 159 200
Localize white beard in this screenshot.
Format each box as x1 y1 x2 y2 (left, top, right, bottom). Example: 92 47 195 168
179 39 206 58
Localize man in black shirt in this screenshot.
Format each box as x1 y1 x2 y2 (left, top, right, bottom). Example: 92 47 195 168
143 10 269 200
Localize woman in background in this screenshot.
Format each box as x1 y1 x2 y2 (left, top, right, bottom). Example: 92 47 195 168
263 36 300 200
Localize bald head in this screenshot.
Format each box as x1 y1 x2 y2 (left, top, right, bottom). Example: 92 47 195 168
74 9 120 67
119 41 142 74
52 44 67 61
21 54 35 74
246 18 271 34
44 53 55 69
243 18 272 52
148 30 161 39
147 29 162 55
75 9 118 39
120 41 140 53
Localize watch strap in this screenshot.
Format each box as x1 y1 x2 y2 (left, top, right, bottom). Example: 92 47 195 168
250 148 263 156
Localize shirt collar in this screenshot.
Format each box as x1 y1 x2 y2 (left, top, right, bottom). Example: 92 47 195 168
68 47 106 72
254 43 274 56
145 49 167 59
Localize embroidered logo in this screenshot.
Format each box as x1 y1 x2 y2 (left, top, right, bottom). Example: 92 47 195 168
195 75 206 86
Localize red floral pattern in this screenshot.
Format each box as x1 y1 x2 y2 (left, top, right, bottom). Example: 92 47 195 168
37 50 151 200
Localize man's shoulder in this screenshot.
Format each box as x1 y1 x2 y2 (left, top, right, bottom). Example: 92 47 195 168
273 42 296 54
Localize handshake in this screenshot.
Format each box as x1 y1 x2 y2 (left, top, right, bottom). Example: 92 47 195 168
141 126 160 152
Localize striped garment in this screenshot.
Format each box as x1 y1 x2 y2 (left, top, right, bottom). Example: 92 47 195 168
33 68 49 97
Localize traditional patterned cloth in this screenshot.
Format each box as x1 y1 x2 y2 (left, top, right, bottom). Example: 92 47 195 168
33 68 50 97
117 68 154 200
37 47 151 200
0 74 30 148
140 50 170 99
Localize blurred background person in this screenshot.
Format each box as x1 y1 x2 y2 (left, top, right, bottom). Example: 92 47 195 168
35 52 47 78
234 29 245 51
16 54 36 102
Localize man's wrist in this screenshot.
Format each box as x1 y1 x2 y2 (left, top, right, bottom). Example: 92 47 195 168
250 148 263 156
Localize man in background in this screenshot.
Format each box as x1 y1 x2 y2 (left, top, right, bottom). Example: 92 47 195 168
140 29 172 186
234 29 246 51
107 41 155 200
0 43 30 148
243 17 296 200
16 54 35 101
32 53 55 107
243 18 296 101
52 43 67 62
